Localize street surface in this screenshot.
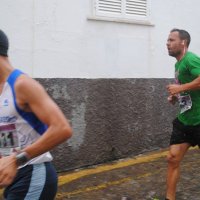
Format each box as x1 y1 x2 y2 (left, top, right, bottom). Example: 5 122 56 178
56 147 200 200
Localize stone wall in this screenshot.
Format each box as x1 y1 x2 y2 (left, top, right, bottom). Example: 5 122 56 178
38 78 178 172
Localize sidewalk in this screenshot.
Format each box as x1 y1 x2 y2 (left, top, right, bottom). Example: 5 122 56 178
56 147 200 200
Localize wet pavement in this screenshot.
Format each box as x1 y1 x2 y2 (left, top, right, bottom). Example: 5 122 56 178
1 147 200 200
56 147 200 200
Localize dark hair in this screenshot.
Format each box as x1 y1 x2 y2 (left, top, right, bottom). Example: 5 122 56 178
0 30 9 57
170 28 191 47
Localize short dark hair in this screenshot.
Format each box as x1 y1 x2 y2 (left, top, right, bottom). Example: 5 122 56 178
170 28 191 47
0 30 9 57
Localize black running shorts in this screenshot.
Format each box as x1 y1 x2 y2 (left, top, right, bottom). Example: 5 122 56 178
170 118 200 147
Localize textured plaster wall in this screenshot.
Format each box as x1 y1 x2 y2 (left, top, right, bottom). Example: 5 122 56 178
38 78 177 172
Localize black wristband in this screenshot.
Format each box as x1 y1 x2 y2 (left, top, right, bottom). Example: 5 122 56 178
16 152 30 166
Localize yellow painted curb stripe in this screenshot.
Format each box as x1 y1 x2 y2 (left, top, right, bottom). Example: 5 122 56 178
58 147 197 186
57 171 161 199
58 150 168 186
57 177 132 199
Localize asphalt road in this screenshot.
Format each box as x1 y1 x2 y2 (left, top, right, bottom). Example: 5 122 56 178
1 147 200 200
56 147 200 200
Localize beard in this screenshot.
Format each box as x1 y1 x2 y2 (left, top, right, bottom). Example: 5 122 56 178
168 49 182 58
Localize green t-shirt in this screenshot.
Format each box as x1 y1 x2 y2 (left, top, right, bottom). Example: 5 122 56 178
175 51 200 125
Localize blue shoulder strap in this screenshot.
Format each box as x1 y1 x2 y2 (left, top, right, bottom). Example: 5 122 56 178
7 69 47 135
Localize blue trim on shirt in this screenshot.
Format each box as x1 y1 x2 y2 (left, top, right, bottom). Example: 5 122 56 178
7 69 47 135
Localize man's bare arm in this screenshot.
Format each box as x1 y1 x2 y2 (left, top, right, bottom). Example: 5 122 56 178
167 76 200 95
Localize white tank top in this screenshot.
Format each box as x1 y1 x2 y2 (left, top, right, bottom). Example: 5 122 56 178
0 69 52 165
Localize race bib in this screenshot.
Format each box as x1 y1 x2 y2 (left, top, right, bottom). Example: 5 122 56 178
0 124 20 156
178 94 192 114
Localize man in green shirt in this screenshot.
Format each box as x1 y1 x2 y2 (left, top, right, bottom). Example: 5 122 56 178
166 28 200 200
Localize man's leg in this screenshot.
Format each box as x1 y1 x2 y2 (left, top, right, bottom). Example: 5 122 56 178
166 143 190 200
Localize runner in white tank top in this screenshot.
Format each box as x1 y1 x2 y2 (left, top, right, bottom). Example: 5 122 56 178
0 69 52 165
0 29 72 200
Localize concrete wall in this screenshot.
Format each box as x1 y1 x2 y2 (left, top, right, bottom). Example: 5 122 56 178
37 78 178 171
0 1 199 171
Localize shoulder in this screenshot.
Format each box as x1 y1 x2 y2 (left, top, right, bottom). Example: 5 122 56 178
186 51 200 60
14 74 47 102
15 74 44 91
185 51 200 65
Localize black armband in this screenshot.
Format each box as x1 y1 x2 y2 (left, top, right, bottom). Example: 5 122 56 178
16 152 30 166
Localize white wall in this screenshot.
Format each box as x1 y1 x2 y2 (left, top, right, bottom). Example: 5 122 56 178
0 0 200 78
